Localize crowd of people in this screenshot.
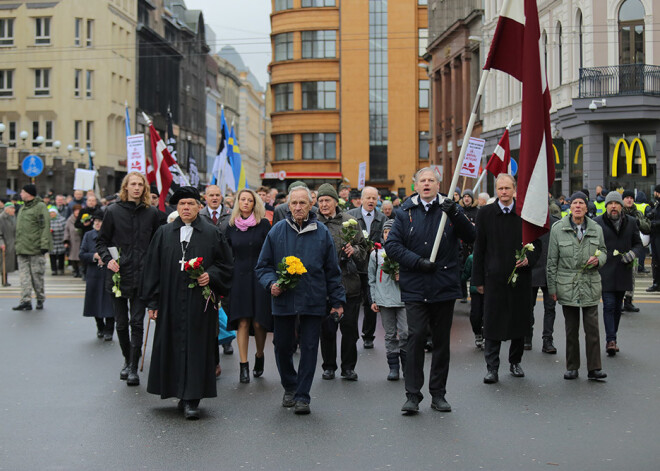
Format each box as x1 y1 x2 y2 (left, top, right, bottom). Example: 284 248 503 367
2 172 659 420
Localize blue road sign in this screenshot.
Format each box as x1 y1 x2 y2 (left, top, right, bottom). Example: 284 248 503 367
509 158 518 176
21 155 44 178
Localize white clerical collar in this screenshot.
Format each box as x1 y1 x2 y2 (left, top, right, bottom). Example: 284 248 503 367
180 224 193 243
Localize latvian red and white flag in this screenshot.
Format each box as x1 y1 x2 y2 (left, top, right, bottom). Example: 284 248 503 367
486 129 511 177
483 0 555 244
147 123 176 211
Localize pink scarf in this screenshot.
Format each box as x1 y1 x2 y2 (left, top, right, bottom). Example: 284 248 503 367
234 213 257 232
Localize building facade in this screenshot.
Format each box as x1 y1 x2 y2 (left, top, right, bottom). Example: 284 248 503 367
0 0 137 196
426 0 483 195
481 0 660 199
266 0 428 195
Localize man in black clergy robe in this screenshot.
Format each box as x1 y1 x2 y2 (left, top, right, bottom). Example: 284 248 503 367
142 186 233 420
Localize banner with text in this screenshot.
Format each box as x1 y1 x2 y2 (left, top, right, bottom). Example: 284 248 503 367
127 134 147 175
459 137 486 178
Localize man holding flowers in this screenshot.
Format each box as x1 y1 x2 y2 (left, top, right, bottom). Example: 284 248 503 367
547 191 607 381
141 186 233 420
256 186 345 415
472 174 541 385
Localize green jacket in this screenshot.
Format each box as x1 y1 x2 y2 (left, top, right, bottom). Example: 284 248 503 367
623 205 651 235
15 197 52 255
546 215 607 307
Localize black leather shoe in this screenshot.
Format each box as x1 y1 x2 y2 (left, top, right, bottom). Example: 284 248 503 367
127 368 140 386
523 338 532 350
646 285 659 292
12 302 32 311
564 370 578 380
341 369 358 381
401 395 420 414
239 362 250 383
588 369 607 381
294 401 310 415
120 362 130 381
104 333 113 341
36 301 43 310
430 396 452 412
542 338 557 354
321 369 335 380
363 339 374 349
253 354 264 378
97 331 104 339
510 363 525 377
282 391 296 408
183 402 200 420
623 298 640 312
483 370 499 384
222 343 234 355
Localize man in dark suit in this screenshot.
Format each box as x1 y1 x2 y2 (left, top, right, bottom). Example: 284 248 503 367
200 184 233 357
348 186 387 349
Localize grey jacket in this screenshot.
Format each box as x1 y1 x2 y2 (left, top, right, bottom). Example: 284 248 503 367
367 248 404 308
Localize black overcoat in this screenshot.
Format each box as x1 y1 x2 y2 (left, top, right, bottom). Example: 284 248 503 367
595 214 643 292
472 200 541 340
142 216 233 401
223 218 272 331
79 230 114 318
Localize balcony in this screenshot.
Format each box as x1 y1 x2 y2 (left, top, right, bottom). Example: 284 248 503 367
579 64 660 98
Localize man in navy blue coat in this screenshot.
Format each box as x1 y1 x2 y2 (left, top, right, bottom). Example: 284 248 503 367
385 168 475 414
256 186 345 415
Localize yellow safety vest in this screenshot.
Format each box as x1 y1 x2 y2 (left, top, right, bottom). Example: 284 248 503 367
635 202 649 215
594 201 606 216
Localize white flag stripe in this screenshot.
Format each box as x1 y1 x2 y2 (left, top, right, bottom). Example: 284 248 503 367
501 0 525 25
494 145 506 161
520 138 549 227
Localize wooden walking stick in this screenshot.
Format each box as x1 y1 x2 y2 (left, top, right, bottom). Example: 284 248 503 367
140 318 151 372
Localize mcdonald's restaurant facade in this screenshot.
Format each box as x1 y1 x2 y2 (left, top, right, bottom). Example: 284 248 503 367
481 94 660 201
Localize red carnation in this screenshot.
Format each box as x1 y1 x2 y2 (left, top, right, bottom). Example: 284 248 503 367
374 242 382 250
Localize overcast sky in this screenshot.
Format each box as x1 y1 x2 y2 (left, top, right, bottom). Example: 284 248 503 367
185 0 272 88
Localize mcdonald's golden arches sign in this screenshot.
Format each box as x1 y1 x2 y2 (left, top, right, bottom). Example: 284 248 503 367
611 137 648 177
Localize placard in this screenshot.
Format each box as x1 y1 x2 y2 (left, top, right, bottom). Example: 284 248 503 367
459 137 486 178
126 134 147 174
73 169 97 191
357 162 367 190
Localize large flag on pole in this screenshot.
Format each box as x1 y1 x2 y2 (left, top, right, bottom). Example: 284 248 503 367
187 140 199 188
144 113 176 211
483 0 555 244
229 125 246 191
486 129 511 177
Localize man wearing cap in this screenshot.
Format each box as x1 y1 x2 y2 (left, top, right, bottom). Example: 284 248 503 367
385 167 475 414
13 184 52 311
271 181 318 224
646 185 660 292
547 191 607 381
595 191 643 357
316 183 368 381
142 186 233 420
97 172 161 386
0 202 17 286
621 190 651 310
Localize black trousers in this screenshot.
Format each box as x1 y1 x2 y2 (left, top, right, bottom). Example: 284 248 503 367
113 295 146 360
359 274 376 341
320 296 360 372
49 254 64 273
404 300 454 401
94 316 115 334
484 338 524 371
529 286 557 340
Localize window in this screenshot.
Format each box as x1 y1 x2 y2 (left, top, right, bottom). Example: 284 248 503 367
86 121 93 148
74 18 81 46
275 134 294 161
274 0 293 11
34 68 50 96
86 19 93 47
273 33 293 61
302 133 336 160
32 121 39 146
45 120 53 146
86 70 93 98
273 83 293 111
302 0 336 6
8 121 16 146
0 18 14 46
419 79 429 108
302 81 336 109
35 17 51 45
418 0 428 5
557 22 562 85
74 120 82 147
301 30 336 59
619 0 645 64
419 132 429 159
577 9 583 70
0 69 13 97
418 28 428 57
74 69 81 97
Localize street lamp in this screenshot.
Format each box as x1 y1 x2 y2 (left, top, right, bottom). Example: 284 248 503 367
0 122 5 143
19 130 28 145
53 140 61 150
35 135 45 146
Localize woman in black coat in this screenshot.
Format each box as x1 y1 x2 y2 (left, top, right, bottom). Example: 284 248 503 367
221 188 272 383
79 211 115 340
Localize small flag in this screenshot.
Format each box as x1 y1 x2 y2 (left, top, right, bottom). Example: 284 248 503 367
486 129 510 177
229 125 246 191
124 101 131 137
146 118 176 211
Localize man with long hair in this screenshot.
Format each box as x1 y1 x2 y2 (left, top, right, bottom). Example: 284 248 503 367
97 172 161 386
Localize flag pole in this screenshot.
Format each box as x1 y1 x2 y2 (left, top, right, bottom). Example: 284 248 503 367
430 68 490 262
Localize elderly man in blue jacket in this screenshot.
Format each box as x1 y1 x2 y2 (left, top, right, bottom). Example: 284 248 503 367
385 168 475 414
256 186 345 415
